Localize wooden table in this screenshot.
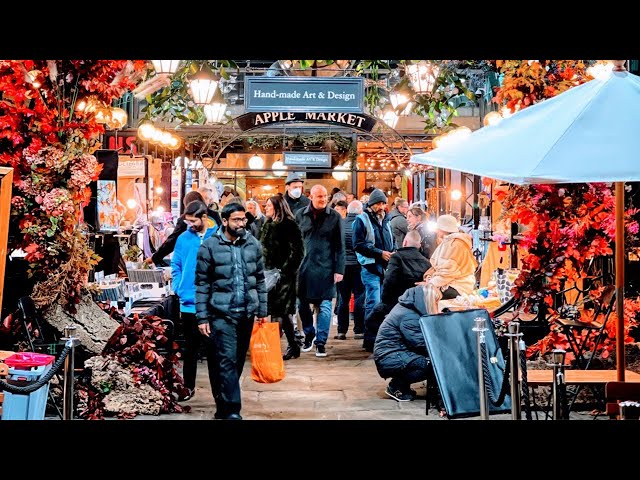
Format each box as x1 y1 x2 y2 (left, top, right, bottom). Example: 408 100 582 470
524 369 640 386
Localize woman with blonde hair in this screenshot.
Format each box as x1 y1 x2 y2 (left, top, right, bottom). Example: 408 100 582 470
422 214 477 300
245 199 265 238
259 195 305 360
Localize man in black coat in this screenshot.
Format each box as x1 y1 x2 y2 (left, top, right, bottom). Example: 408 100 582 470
295 184 345 357
334 200 365 340
195 202 268 420
362 230 431 351
283 172 310 215
373 285 436 402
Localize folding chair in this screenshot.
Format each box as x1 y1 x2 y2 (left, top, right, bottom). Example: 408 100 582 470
605 381 640 419
555 285 616 370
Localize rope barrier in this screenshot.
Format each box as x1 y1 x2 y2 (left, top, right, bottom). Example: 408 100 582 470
519 346 533 421
0 345 71 394
480 342 510 407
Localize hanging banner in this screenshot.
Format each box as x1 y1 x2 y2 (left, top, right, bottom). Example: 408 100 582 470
245 77 364 113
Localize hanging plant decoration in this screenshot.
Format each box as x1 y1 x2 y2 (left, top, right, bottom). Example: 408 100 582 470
0 60 147 314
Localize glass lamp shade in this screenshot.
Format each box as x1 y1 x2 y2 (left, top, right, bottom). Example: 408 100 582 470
151 60 181 75
380 106 399 129
167 135 181 150
271 160 287 176
188 64 220 106
137 121 156 141
483 111 503 127
248 154 264 169
93 106 111 124
332 165 349 181
107 107 128 129
204 89 227 123
159 131 174 148
406 61 440 95
389 90 411 110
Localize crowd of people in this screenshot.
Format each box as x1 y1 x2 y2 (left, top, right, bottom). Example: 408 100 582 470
144 172 478 419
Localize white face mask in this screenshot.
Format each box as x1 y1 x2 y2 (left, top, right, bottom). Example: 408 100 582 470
289 187 302 199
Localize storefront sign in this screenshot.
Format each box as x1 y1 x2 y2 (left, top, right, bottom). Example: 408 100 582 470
105 130 139 155
283 152 331 168
235 111 377 132
118 158 146 177
245 77 364 113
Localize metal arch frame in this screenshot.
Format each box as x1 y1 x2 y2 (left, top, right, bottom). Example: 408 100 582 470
355 121 414 166
181 113 414 173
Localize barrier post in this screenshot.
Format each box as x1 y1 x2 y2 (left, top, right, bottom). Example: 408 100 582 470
61 325 81 420
548 349 567 420
472 317 489 420
504 322 523 420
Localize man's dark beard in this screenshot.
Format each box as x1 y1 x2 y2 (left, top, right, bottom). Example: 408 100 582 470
227 226 245 238
372 208 385 222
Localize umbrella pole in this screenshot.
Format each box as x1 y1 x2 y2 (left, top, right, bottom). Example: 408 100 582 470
616 181 626 381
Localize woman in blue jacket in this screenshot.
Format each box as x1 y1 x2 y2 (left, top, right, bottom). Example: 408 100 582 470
171 200 218 400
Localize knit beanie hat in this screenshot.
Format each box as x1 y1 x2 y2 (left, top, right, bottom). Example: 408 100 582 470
367 188 387 206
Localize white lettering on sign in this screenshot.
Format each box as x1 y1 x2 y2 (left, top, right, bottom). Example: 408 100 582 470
254 90 302 99
118 159 145 177
327 91 356 102
304 112 366 128
254 111 296 125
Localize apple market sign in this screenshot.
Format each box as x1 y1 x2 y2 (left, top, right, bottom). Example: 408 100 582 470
245 77 364 113
236 111 377 132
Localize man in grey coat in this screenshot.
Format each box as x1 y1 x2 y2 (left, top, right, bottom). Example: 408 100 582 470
388 198 409 249
195 202 268 420
295 184 345 357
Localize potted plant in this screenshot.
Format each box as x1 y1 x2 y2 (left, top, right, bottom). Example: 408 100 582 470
123 245 142 270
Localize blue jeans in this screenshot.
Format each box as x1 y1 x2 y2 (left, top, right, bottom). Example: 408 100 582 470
298 298 332 345
361 267 382 321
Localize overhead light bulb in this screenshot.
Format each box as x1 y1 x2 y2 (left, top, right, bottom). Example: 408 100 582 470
271 160 287 176
248 154 264 169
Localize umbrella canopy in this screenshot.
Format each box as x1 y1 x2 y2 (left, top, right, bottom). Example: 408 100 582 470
411 69 640 185
411 64 639 380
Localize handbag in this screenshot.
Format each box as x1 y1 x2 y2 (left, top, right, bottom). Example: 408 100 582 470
249 320 285 383
263 268 281 292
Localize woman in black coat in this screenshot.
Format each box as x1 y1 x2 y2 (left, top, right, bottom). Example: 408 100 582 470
259 194 304 360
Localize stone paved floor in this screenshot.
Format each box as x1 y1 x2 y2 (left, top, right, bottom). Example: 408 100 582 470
134 321 601 421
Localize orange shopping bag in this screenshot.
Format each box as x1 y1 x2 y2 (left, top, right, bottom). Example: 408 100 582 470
249 320 285 383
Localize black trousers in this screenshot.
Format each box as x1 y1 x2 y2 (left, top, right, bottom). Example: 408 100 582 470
389 356 432 392
180 311 201 390
337 264 365 334
204 316 253 418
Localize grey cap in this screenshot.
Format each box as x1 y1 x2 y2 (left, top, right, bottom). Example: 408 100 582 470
285 172 304 185
367 188 387 206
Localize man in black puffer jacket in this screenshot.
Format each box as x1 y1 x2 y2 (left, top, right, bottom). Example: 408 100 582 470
195 202 268 420
373 285 436 402
362 230 431 351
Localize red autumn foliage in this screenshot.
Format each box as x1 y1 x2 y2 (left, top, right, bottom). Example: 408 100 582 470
491 61 640 359
0 60 146 313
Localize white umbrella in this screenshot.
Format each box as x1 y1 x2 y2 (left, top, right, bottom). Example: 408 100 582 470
411 61 638 380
